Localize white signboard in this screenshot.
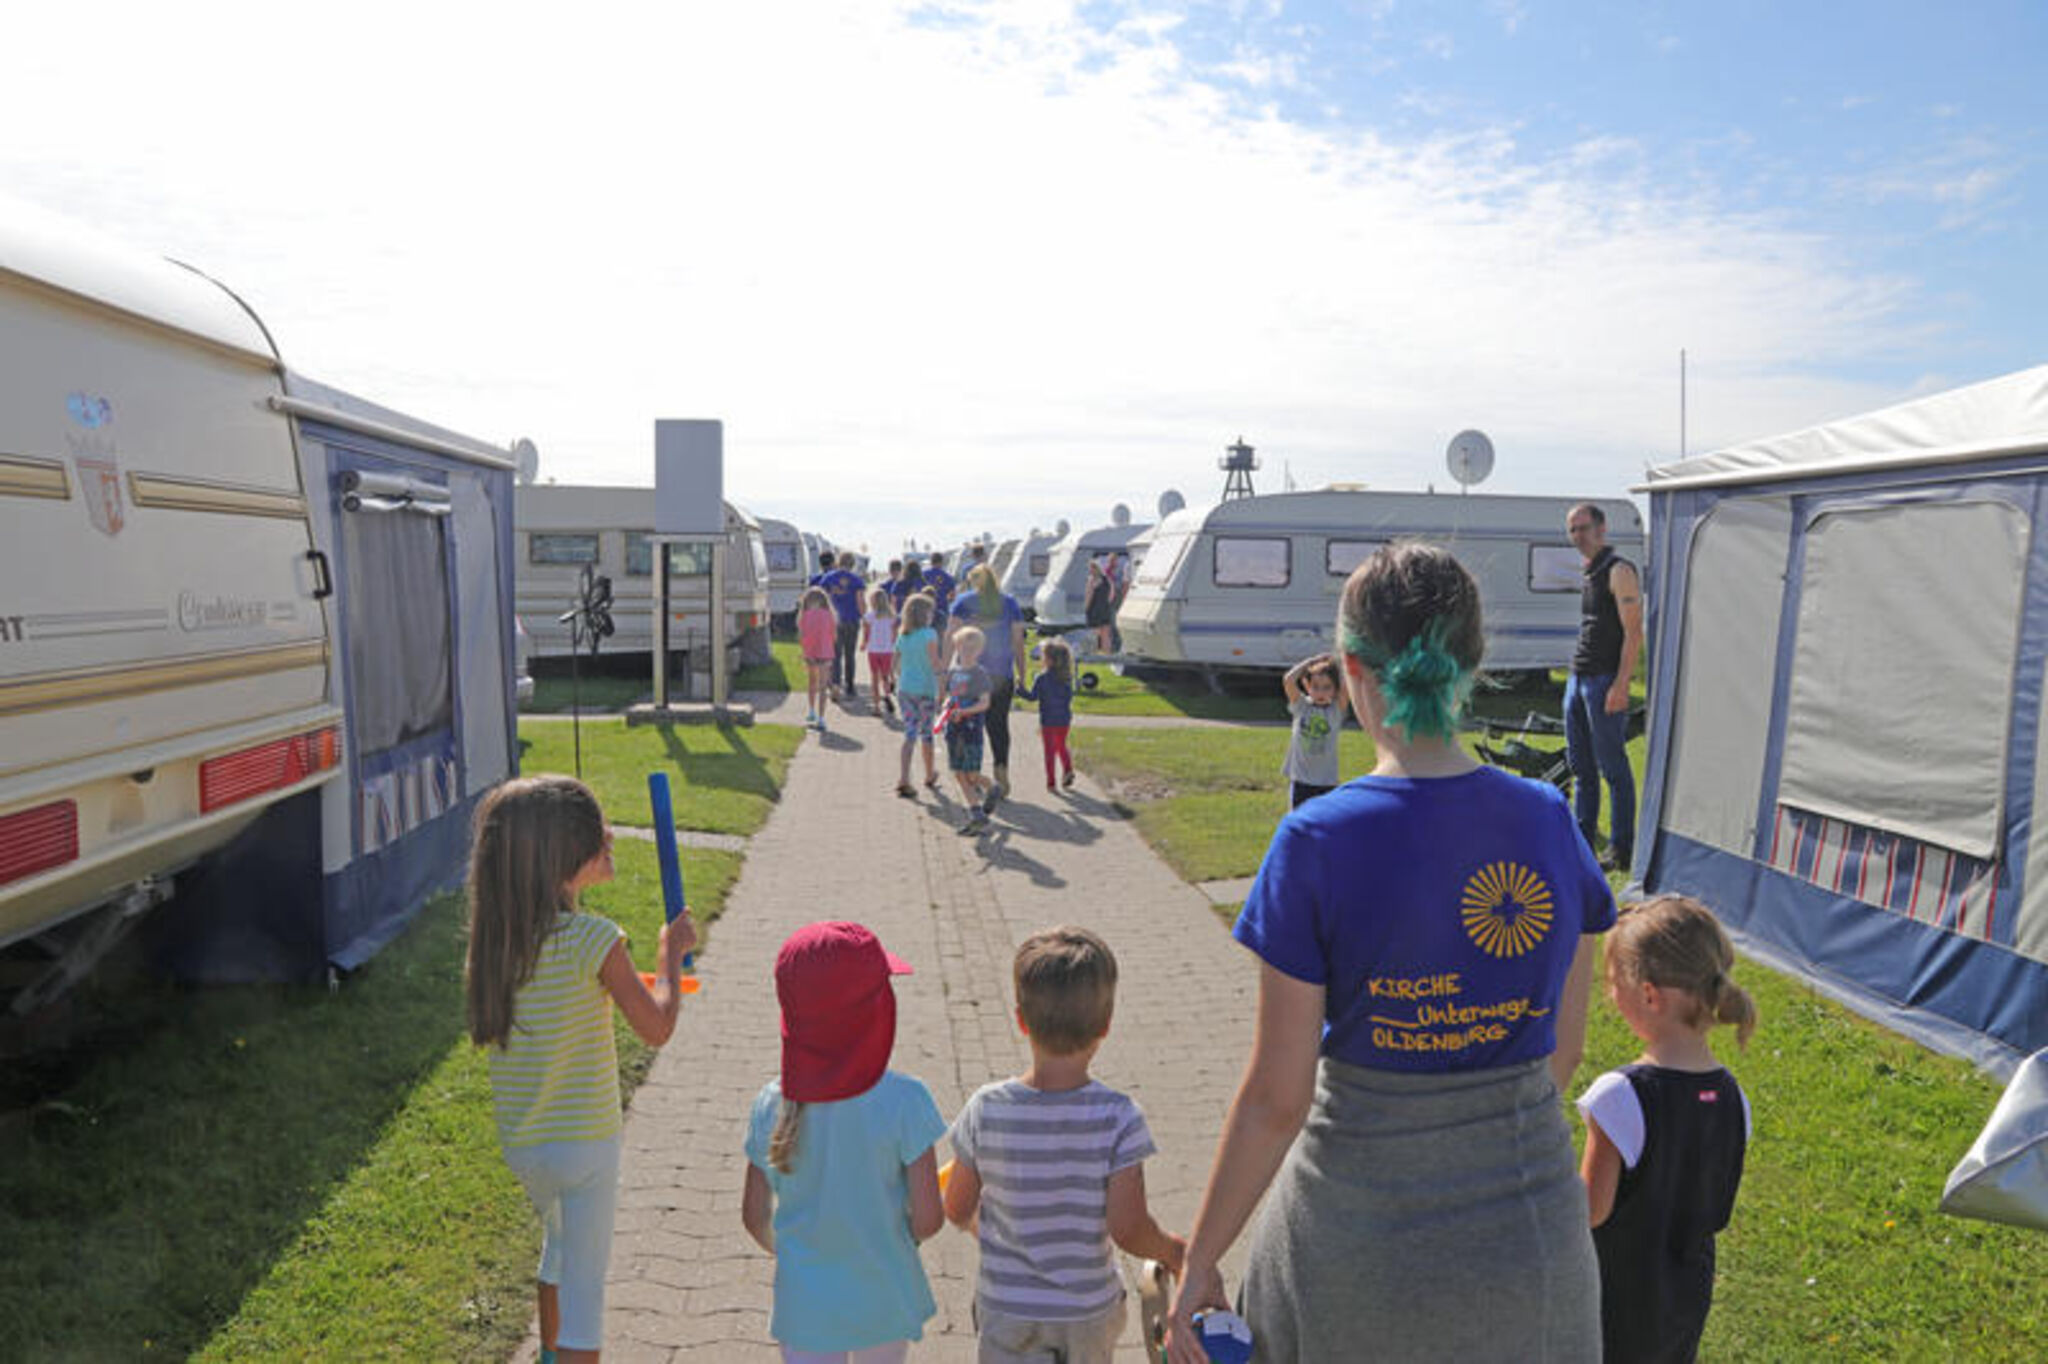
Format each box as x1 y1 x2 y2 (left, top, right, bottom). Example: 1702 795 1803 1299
654 419 724 536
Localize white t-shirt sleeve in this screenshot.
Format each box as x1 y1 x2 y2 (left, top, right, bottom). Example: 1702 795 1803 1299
1576 1070 1646 1169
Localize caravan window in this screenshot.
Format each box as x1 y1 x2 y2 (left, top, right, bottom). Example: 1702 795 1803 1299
1214 536 1290 588
1777 498 2026 859
342 503 453 756
1326 539 1386 577
625 533 714 577
1528 545 1582 592
1029 553 1051 577
529 532 598 566
766 542 801 574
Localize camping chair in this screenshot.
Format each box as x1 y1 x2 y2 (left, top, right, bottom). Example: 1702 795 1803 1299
1472 711 1573 795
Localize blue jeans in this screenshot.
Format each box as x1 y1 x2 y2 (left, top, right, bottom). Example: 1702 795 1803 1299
1564 672 1634 856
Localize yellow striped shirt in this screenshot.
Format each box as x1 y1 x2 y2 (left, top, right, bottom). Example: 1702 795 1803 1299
490 913 624 1148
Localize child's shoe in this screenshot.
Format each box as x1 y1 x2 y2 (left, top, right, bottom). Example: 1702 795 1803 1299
981 785 1002 815
1061 768 1076 788
960 810 989 834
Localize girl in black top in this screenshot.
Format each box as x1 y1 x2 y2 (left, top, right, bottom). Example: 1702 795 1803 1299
1578 894 1759 1363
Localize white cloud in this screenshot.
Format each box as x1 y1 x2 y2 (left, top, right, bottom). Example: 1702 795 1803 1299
0 0 1933 550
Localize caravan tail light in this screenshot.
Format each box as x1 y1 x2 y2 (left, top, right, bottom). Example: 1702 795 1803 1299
199 726 341 814
0 800 79 888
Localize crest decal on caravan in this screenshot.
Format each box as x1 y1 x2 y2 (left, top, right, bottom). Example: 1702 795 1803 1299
66 391 124 537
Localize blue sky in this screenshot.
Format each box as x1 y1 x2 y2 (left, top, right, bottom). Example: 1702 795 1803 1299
4 2 2043 553
1140 0 2044 384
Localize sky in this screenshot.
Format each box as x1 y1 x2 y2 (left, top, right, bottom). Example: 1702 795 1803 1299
5 1 2043 556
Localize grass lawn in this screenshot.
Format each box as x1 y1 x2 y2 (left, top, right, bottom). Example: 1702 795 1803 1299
524 639 805 712
525 671 651 714
519 719 803 837
2 838 739 1363
734 638 805 694
1075 709 1645 884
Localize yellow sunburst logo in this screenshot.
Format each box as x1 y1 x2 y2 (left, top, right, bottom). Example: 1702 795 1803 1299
1461 861 1555 958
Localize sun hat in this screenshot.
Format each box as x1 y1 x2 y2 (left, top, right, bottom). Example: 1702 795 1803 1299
776 921 913 1102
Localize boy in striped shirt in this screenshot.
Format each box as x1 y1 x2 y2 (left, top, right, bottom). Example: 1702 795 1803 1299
944 927 1186 1362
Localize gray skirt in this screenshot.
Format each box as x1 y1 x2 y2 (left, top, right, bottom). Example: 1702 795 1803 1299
1240 1057 1599 1364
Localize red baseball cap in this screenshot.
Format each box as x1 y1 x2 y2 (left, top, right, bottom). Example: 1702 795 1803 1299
776 921 913 1103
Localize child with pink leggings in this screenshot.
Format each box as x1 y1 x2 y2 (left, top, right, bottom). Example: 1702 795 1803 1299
1019 639 1078 791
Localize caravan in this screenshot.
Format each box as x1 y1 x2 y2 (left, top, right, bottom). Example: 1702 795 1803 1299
1635 365 2048 1071
0 214 519 1006
999 524 1067 617
513 484 773 672
757 515 807 630
1117 488 1643 673
1032 505 1155 629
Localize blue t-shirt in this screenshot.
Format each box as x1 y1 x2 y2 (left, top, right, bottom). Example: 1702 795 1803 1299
1234 765 1615 1073
745 1071 947 1353
922 566 956 614
1018 671 1074 728
821 569 867 625
885 575 917 609
895 626 939 698
950 592 1024 680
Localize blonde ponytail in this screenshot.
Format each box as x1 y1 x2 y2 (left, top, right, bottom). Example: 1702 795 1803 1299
769 1099 805 1174
1608 894 1760 1049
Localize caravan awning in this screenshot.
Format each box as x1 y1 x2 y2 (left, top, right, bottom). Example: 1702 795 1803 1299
1636 364 2048 493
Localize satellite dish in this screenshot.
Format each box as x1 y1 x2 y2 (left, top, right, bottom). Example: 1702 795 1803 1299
512 438 540 486
1158 489 1186 518
1055 518 1071 537
1111 503 1132 527
1447 430 1495 488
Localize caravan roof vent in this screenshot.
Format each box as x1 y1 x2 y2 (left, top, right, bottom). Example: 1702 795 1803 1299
1056 518 1071 537
1111 503 1132 527
1158 489 1186 518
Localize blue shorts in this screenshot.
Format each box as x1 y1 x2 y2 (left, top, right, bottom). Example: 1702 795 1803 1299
502 1134 622 1351
946 723 984 773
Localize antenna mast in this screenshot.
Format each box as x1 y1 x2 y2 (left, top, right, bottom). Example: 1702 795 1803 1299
1680 348 1688 458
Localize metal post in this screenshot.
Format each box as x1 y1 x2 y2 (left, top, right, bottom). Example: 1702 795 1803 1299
711 539 729 711
653 542 671 707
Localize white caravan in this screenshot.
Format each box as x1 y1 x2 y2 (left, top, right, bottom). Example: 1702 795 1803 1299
513 484 773 671
1032 506 1154 629
1117 488 1644 673
0 213 519 1006
757 516 807 628
1000 524 1067 616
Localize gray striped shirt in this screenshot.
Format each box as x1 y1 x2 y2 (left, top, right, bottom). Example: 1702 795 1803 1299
949 1078 1156 1320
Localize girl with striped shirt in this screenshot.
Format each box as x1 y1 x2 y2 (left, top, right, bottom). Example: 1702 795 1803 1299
467 775 696 1364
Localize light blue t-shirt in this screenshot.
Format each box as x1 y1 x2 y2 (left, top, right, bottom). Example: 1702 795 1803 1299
745 1070 947 1353
1235 765 1615 1073
895 626 939 698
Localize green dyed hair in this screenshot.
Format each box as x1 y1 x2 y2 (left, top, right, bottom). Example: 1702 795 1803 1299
1337 542 1483 741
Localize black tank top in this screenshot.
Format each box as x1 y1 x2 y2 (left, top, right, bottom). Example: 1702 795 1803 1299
1592 1064 1748 1363
1573 546 1630 676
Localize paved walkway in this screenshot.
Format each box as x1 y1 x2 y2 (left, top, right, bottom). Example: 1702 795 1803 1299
516 697 1258 1362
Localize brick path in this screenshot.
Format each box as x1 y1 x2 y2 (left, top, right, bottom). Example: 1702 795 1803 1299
516 697 1258 1362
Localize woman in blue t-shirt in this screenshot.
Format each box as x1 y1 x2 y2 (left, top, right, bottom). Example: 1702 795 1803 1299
1166 542 1615 1364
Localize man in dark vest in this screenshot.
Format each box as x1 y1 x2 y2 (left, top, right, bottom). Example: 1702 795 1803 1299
1566 502 1643 870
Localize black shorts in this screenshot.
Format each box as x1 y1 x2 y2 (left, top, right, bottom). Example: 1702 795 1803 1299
1291 781 1336 809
